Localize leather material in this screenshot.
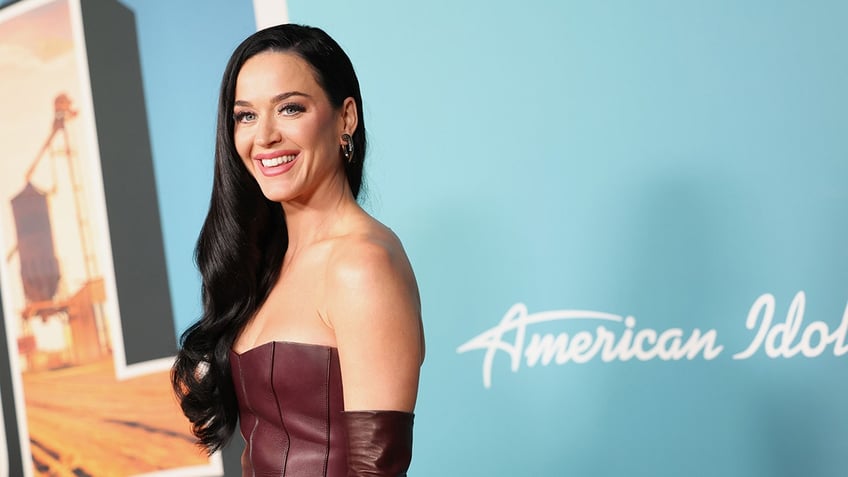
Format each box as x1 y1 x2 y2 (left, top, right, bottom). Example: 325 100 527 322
343 411 414 477
230 341 347 477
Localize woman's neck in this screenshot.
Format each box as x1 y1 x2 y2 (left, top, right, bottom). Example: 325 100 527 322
281 174 360 254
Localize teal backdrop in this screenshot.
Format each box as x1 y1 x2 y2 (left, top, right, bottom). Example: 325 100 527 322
121 1 847 475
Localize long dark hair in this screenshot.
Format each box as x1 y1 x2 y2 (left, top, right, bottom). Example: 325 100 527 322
171 24 366 453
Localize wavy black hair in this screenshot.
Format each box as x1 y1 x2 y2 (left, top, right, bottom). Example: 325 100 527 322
171 24 366 453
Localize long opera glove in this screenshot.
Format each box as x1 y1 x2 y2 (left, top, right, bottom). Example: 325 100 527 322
343 411 414 476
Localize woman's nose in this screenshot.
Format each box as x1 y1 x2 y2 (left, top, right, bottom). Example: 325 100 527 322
255 118 282 147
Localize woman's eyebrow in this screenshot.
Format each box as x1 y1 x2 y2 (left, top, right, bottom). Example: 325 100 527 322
234 91 312 107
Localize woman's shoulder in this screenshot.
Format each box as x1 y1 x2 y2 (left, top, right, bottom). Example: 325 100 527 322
324 214 410 283
317 209 423 367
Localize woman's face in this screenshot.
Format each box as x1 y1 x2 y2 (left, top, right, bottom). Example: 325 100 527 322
232 51 348 203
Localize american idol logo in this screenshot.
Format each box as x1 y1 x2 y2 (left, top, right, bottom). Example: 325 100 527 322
457 292 848 388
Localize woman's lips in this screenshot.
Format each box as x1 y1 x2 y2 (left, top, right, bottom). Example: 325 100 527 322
254 151 299 176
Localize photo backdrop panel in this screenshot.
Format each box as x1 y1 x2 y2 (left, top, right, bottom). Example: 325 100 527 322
0 0 220 475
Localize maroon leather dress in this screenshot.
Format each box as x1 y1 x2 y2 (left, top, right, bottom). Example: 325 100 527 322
230 341 348 476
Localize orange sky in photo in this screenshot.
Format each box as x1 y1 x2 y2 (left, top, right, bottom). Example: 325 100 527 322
0 0 72 60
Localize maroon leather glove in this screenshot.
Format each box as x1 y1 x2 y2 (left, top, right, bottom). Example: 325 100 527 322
343 410 414 476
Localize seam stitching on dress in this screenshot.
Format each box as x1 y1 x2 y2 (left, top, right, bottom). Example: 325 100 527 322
270 342 291 475
237 354 259 477
322 349 331 477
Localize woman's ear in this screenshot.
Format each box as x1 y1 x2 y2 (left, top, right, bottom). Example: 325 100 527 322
340 96 358 135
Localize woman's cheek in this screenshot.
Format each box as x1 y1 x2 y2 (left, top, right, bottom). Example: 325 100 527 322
234 131 252 163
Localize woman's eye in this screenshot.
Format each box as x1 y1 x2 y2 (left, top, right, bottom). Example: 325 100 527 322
279 103 306 116
233 111 256 123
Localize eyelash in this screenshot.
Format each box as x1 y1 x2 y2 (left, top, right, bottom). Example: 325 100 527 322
233 103 306 123
233 111 255 123
279 103 306 115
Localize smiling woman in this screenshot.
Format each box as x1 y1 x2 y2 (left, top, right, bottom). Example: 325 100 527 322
171 24 424 477
233 51 354 204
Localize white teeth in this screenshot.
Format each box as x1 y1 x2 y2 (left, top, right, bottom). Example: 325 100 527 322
260 154 296 167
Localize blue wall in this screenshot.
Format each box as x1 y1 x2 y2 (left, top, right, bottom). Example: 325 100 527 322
125 1 848 475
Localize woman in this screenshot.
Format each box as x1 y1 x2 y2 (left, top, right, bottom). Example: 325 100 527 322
172 24 424 477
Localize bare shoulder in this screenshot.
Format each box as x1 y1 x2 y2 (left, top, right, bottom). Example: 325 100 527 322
327 220 414 287
322 216 424 410
315 210 418 312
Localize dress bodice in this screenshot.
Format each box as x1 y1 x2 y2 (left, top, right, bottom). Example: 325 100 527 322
230 341 347 477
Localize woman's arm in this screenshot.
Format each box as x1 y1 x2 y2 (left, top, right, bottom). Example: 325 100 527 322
325 234 423 412
324 233 423 476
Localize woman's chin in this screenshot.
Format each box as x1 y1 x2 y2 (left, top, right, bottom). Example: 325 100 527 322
257 185 293 204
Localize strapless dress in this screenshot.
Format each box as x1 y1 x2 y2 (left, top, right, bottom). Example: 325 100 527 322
230 341 347 477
